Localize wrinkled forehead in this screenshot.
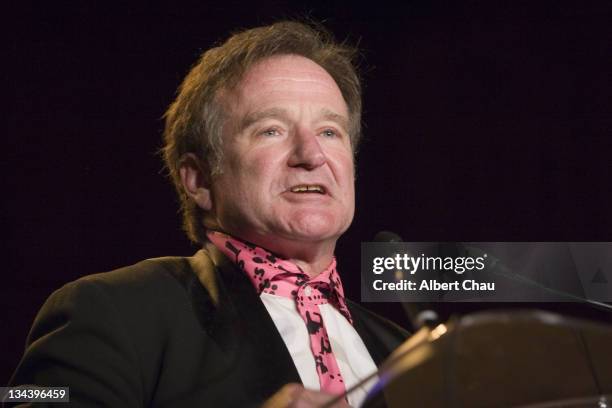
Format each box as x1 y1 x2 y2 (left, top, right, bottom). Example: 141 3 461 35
241 55 342 91
228 54 348 115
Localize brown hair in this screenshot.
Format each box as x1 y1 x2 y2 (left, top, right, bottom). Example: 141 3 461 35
162 21 362 244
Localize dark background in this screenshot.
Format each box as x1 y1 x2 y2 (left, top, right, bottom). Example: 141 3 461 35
4 1 612 385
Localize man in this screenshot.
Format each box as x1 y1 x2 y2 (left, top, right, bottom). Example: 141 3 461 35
10 21 407 407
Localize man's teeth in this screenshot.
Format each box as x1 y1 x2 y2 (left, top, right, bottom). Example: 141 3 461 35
290 185 325 193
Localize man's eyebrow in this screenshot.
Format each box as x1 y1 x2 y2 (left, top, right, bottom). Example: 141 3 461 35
319 108 349 132
240 108 290 130
239 107 349 132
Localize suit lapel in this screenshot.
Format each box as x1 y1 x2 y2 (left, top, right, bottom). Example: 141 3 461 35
347 300 409 368
348 302 390 367
189 248 301 402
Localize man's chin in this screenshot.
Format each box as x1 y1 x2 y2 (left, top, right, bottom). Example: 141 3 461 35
280 214 349 242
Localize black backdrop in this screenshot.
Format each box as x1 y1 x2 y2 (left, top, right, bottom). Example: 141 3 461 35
4 1 612 385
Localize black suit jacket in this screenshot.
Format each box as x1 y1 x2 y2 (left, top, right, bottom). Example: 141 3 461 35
10 248 408 407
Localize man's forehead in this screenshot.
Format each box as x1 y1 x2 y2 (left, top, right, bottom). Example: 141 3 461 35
241 54 338 85
217 54 350 135
234 55 346 104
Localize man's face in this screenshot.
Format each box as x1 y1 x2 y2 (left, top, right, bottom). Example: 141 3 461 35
209 54 355 252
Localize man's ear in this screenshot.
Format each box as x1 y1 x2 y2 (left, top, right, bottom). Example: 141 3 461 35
179 153 212 211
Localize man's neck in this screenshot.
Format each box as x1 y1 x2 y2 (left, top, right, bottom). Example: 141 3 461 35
262 238 337 278
289 256 333 279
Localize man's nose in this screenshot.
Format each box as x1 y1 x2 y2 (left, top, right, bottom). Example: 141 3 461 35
287 127 327 170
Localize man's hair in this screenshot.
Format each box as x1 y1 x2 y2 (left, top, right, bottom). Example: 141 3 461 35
162 21 362 244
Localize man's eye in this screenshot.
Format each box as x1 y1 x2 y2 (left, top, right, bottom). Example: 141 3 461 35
261 128 280 137
321 129 338 138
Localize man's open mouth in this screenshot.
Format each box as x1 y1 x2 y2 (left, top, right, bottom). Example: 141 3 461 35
289 185 326 194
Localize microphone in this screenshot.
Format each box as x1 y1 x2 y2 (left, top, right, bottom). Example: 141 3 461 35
373 230 403 243
373 230 439 330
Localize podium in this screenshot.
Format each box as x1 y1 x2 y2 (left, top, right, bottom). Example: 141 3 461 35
362 310 612 408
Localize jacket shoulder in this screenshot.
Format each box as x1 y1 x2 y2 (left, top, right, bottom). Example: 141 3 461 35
77 255 193 290
11 254 216 407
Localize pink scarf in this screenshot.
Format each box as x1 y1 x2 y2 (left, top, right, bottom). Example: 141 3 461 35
207 231 352 396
